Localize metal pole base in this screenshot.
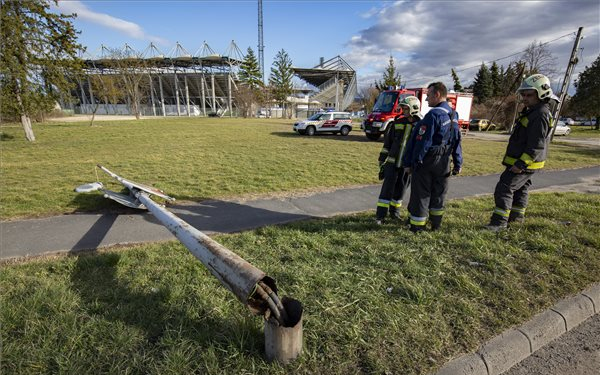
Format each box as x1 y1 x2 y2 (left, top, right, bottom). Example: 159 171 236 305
264 297 303 364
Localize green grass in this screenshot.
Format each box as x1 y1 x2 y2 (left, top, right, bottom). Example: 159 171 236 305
567 125 600 139
1 117 598 220
1 192 599 374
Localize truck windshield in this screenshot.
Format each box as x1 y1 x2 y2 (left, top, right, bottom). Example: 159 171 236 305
372 92 398 113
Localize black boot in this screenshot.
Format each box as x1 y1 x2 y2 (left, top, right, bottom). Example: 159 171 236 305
409 224 425 233
485 213 508 232
508 212 524 224
389 209 401 220
430 215 443 231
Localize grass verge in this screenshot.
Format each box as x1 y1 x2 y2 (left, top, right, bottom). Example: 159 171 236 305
2 192 599 374
2 118 599 220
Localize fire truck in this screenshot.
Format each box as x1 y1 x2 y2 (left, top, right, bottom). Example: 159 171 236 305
361 87 473 140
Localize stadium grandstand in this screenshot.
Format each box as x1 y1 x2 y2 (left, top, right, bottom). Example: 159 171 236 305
70 41 357 118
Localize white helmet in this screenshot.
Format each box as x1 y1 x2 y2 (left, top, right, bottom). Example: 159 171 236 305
400 96 423 119
517 73 558 101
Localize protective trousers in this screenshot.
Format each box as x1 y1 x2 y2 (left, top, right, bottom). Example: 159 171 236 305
408 148 451 230
489 168 533 225
376 163 411 220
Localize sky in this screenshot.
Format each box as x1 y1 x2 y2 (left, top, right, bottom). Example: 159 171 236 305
53 0 600 93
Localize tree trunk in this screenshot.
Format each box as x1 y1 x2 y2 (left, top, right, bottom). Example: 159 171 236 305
15 86 36 142
21 114 36 142
90 102 100 126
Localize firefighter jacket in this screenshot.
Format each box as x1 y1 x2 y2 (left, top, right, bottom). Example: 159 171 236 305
378 116 415 168
402 101 462 170
502 101 552 171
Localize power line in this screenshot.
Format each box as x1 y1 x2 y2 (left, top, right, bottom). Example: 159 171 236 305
403 32 576 85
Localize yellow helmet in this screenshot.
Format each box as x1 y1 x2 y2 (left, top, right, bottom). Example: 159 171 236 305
400 96 422 119
517 73 554 100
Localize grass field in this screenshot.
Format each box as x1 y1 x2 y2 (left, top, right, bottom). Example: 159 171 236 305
567 125 600 139
1 117 598 220
2 192 599 374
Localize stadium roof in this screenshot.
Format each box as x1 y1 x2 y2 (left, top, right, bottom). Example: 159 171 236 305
292 55 355 87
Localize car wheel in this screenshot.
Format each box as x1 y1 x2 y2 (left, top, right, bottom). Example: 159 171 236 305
564 129 570 136
298 129 306 135
306 126 316 136
340 126 351 136
366 133 381 141
488 125 496 131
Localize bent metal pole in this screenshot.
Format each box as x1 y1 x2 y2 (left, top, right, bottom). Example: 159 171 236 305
82 165 302 364
135 191 288 322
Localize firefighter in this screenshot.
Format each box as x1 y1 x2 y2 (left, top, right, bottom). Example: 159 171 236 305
375 96 423 224
402 82 462 233
485 73 559 231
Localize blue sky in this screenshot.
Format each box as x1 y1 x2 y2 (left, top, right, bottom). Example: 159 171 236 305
55 0 600 92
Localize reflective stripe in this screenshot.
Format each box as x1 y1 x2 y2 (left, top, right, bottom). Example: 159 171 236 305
385 156 396 163
381 147 389 154
429 208 444 216
397 123 413 167
520 152 534 165
377 199 390 208
493 207 510 217
520 116 529 128
390 200 401 208
503 155 545 169
512 206 526 214
395 123 405 130
410 215 427 226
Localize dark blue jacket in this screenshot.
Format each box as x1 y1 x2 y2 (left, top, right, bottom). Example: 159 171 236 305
402 101 463 169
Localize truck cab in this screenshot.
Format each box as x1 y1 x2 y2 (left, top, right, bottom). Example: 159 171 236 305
362 87 473 140
361 89 416 141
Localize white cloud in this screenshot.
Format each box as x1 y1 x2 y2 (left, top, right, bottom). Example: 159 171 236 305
344 1 600 90
55 0 169 46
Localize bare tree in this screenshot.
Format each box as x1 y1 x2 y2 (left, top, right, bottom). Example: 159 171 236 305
359 85 379 113
104 48 151 119
519 40 557 77
87 74 125 126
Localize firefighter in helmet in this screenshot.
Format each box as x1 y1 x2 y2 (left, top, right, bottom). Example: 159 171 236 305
375 96 423 224
402 82 462 233
486 73 560 231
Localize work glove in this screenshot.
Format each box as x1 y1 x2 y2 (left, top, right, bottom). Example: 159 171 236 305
451 167 461 176
378 164 385 180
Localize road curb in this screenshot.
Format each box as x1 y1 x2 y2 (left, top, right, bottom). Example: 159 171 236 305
433 282 600 375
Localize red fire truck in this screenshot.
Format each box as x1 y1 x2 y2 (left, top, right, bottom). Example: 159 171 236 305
361 88 473 140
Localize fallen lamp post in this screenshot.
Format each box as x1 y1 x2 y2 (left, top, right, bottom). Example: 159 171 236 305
75 164 303 364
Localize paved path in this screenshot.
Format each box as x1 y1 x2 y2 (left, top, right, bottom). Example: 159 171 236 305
503 313 600 375
466 131 600 147
1 166 598 260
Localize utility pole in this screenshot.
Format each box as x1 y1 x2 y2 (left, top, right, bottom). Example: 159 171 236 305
258 0 265 84
551 27 584 140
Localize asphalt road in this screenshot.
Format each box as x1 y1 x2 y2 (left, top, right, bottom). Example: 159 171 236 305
504 313 600 375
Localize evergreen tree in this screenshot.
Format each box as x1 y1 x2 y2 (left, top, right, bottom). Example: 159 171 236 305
239 47 263 90
268 49 293 107
0 0 83 141
490 62 502 97
472 63 493 104
375 55 401 91
571 54 600 129
451 68 463 92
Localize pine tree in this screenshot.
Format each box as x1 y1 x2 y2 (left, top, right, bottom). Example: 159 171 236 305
451 69 463 92
375 56 401 91
268 49 293 107
571 54 600 129
0 0 83 141
472 63 493 104
239 47 263 90
490 62 502 97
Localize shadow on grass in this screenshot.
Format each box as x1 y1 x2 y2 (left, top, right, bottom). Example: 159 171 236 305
554 144 600 158
270 131 376 143
70 251 263 354
1 132 15 141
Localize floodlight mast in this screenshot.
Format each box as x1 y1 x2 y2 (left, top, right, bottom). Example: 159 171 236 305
258 0 265 83
77 165 303 364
